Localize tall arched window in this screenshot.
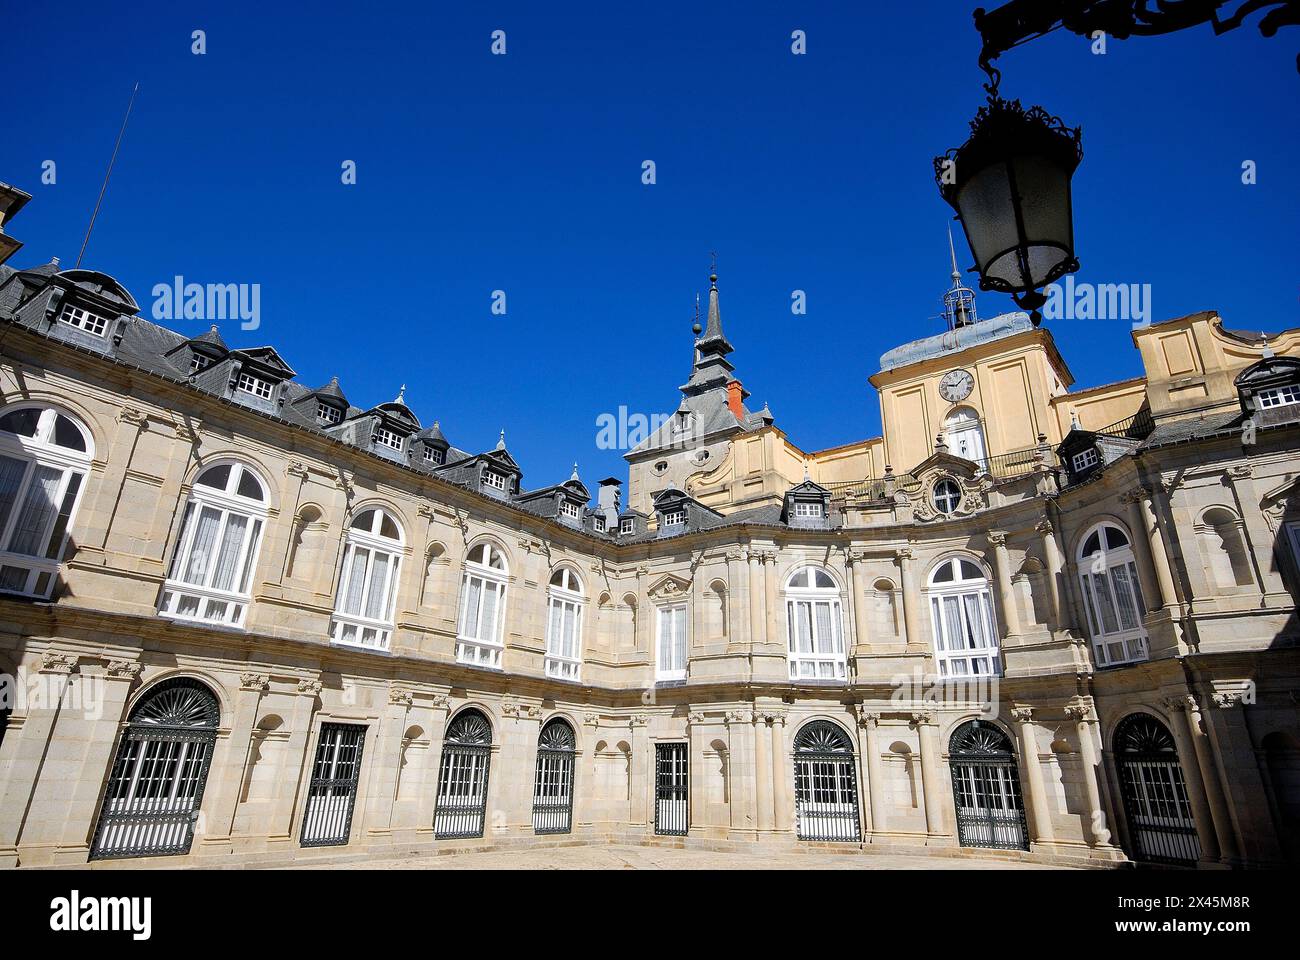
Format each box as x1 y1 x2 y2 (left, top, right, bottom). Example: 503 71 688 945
331 507 404 651
434 709 493 839
945 406 986 462
0 404 93 598
1077 522 1148 667
532 717 576 834
456 542 508 669
90 677 219 859
784 566 846 680
545 567 584 681
160 461 268 627
792 720 861 841
1113 713 1200 864
927 557 1001 676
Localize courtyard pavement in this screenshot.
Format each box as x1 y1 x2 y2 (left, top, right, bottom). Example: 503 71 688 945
285 843 1077 870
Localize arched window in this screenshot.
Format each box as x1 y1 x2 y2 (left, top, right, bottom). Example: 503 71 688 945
1077 523 1148 667
160 461 268 627
456 542 509 669
948 720 1028 850
545 567 584 681
944 406 986 462
533 717 576 834
792 721 861 841
0 404 93 598
1113 713 1200 864
927 557 1001 676
330 507 404 651
434 709 493 839
90 678 219 859
784 566 846 681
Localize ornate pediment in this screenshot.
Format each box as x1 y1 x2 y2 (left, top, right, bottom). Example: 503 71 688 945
902 467 990 524
647 573 692 600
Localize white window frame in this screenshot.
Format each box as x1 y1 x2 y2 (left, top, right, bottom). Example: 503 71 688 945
330 507 404 652
317 403 342 425
660 509 686 529
655 603 688 682
0 405 94 599
456 542 509 669
545 567 584 681
57 304 109 337
1257 385 1300 409
1072 448 1100 471
483 471 507 492
191 353 213 373
784 566 847 681
1077 523 1149 668
793 501 823 519
593 515 606 533
944 406 986 462
559 500 582 520
236 372 274 400
619 517 635 535
926 557 1002 677
373 426 403 451
159 461 268 628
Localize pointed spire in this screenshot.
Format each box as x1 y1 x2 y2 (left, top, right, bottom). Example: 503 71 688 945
695 263 733 358
948 224 962 285
571 461 580 482
496 429 506 450
394 383 407 405
803 461 811 483
942 226 977 330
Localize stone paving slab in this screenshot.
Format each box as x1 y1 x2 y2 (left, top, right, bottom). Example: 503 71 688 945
284 844 1078 870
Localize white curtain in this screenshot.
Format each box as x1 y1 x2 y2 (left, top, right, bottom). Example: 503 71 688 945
364 551 392 619
0 454 29 540
211 513 249 591
460 575 482 638
8 465 62 556
182 506 223 584
340 546 368 615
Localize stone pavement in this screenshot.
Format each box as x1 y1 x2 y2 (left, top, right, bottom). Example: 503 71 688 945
284 843 1078 870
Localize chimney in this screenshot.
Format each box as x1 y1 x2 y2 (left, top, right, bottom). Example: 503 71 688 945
597 477 622 526
726 379 744 420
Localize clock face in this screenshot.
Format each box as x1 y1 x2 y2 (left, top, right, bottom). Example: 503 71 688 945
940 369 974 403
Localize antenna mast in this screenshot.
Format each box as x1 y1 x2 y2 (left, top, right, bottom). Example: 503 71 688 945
76 81 140 269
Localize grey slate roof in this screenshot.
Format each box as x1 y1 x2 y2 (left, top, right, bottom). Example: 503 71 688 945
879 311 1033 371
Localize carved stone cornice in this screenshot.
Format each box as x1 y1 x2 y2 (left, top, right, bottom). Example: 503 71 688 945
1227 464 1253 480
856 707 881 729
297 678 323 696
239 672 270 692
987 531 1008 548
105 659 143 681
583 711 600 727
1211 690 1246 709
629 713 649 727
910 711 936 727
286 460 309 479
724 709 752 725
1064 695 1097 723
895 547 914 563
39 651 78 674
118 407 149 429
687 711 706 726
1010 705 1033 723
503 698 542 720
389 687 414 707
429 694 450 711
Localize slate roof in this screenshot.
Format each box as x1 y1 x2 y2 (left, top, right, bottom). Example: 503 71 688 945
879 310 1033 371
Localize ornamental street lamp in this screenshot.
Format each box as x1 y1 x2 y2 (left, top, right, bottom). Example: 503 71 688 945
933 92 1082 325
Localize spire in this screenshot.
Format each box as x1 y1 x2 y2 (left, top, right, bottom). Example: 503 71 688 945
942 226 977 330
696 270 733 355
496 428 506 450
571 461 580 482
394 383 407 405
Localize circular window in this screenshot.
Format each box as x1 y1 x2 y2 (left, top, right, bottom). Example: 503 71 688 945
653 460 669 475
932 478 962 515
692 449 710 464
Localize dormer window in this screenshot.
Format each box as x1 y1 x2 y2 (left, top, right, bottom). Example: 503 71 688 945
57 304 109 337
483 471 507 492
1258 385 1300 409
317 403 342 425
237 372 274 400
424 447 444 465
661 509 686 528
373 427 403 451
191 353 213 373
594 516 606 533
1071 448 1100 472
793 502 823 519
619 517 635 535
560 501 582 520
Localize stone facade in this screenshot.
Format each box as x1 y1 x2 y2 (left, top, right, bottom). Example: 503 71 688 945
0 190 1297 869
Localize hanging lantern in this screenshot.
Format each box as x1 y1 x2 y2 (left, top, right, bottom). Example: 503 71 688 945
935 95 1083 323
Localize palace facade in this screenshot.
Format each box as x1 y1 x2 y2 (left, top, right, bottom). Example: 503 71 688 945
0 182 1297 869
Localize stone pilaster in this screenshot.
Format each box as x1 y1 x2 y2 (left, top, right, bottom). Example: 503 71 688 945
196 671 268 855
856 707 885 836
911 712 945 839
1010 705 1053 844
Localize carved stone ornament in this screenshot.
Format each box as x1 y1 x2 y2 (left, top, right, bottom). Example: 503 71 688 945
297 678 323 696
647 574 692 601
239 672 270 692
389 687 414 707
725 709 753 725
856 706 881 728
39 650 78 674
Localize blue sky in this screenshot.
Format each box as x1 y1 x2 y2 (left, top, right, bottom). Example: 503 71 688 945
4 1 1297 490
